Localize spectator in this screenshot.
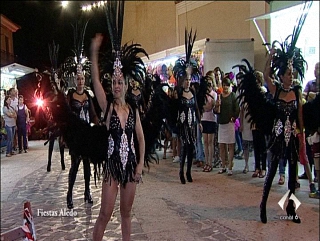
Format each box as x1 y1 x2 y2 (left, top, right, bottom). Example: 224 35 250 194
213 67 224 90
251 71 267 178
8 88 18 151
3 95 17 157
201 75 217 172
16 95 29 153
215 77 240 176
239 103 253 174
299 62 319 182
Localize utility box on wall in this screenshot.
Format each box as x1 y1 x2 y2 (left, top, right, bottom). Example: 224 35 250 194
203 39 254 75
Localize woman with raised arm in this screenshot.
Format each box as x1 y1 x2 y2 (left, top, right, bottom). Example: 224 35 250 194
234 2 313 223
90 2 147 240
260 43 307 223
91 32 146 241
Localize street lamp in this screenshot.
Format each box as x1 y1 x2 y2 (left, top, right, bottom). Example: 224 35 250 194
61 1 69 8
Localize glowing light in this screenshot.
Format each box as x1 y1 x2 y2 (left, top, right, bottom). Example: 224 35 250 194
61 1 69 8
81 1 107 11
36 98 44 107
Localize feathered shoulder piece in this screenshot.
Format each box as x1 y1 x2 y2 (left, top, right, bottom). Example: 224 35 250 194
103 0 148 87
268 1 312 81
173 28 201 87
233 59 276 135
62 19 91 79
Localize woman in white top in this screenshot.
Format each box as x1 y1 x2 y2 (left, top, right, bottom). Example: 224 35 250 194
3 95 17 157
201 76 217 172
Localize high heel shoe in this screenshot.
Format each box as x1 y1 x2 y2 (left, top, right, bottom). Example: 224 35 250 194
260 203 267 224
67 191 73 209
84 190 93 204
186 172 193 182
179 171 186 184
286 200 301 223
259 170 266 178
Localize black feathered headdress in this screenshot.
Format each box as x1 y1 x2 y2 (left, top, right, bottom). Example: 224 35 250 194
268 1 312 81
62 20 91 79
173 28 201 87
48 40 64 90
102 0 148 85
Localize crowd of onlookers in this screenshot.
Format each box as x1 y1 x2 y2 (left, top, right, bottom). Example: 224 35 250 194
1 61 318 199
1 88 31 156
155 61 319 199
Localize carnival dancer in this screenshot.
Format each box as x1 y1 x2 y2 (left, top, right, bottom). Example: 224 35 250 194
45 41 65 172
173 28 203 184
127 78 146 119
89 1 149 239
61 20 99 209
235 0 314 224
45 2 168 238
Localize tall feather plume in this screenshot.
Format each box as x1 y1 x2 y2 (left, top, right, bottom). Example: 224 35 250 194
71 20 89 63
185 28 197 64
290 1 312 53
48 41 59 73
106 0 124 53
173 28 200 86
103 0 148 86
61 19 91 80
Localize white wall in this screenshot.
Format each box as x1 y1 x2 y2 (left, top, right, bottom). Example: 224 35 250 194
203 40 254 74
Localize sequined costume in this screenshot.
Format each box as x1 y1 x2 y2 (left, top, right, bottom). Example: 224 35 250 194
67 88 95 208
105 104 137 186
177 88 201 183
177 93 198 145
261 84 300 214
69 94 90 123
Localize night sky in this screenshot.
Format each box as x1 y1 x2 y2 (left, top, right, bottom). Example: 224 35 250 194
1 1 108 71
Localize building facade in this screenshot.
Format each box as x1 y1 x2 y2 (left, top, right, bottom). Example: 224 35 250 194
121 1 269 72
1 14 20 66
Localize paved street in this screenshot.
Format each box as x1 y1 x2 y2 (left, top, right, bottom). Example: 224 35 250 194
0 140 319 241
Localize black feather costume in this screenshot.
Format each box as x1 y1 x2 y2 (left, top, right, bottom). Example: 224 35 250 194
171 28 205 184
235 1 314 224
233 59 276 135
44 41 66 172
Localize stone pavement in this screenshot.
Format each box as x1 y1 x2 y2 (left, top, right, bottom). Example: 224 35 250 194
0 140 319 241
